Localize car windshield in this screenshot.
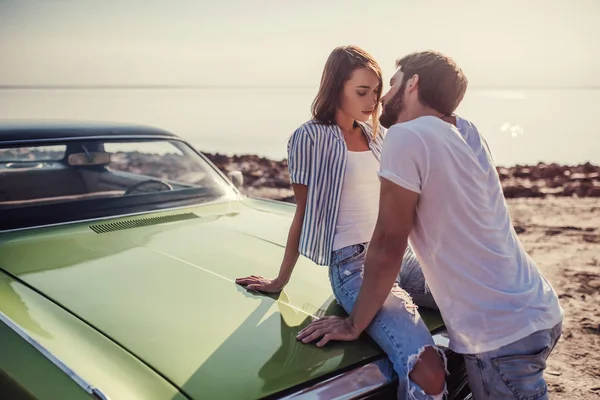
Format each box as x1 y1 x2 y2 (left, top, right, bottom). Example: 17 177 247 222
0 137 237 229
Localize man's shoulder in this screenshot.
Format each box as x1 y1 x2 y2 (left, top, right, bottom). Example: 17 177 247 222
386 117 445 141
383 117 466 160
380 123 426 157
454 115 478 131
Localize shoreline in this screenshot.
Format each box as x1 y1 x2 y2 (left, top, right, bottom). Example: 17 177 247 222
203 153 600 201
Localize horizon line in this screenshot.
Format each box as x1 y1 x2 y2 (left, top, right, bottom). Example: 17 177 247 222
1 84 599 91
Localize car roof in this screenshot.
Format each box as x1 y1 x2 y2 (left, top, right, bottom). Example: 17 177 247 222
0 121 179 144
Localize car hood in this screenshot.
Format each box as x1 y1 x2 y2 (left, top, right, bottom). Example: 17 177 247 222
0 199 443 399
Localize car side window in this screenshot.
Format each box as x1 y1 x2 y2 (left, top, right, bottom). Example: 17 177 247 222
0 145 66 162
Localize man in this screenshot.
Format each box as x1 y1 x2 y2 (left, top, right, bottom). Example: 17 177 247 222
297 50 564 399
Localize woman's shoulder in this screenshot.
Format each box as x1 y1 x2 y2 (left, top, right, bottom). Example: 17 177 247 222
291 119 337 140
291 119 387 144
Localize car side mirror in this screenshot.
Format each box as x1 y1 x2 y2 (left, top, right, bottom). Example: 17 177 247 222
227 170 244 188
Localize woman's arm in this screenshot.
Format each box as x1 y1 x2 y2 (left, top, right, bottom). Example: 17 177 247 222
237 125 313 292
235 183 308 292
272 183 308 285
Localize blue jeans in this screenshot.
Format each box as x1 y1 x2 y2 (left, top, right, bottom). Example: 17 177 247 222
329 243 444 400
464 321 562 400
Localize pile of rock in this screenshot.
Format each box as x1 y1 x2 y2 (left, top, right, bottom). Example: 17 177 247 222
205 154 600 200
498 162 600 198
205 153 292 190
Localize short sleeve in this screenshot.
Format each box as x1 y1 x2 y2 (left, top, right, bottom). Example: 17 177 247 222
287 127 314 185
378 125 429 194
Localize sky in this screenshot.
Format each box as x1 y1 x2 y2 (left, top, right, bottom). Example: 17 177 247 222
1 0 599 88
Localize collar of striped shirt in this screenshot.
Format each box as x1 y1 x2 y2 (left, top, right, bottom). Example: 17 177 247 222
286 120 385 266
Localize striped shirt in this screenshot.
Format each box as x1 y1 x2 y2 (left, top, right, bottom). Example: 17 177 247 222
287 120 385 266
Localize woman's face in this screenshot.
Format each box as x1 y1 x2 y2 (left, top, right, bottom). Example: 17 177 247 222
338 67 380 123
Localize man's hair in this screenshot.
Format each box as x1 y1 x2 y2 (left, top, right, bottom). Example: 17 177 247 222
396 51 467 115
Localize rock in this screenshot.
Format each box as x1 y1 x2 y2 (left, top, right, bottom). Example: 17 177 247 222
588 185 600 197
544 163 566 179
503 184 545 198
513 167 532 178
514 226 526 234
583 234 599 243
570 173 589 181
545 178 562 189
565 331 573 339
545 229 562 236
588 280 600 289
533 163 565 180
248 170 264 178
581 162 598 174
561 182 577 197
273 177 292 188
496 167 510 180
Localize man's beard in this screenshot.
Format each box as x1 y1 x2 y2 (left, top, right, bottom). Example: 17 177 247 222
379 81 406 129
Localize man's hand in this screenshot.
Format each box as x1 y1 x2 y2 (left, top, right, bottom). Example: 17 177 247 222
296 316 361 347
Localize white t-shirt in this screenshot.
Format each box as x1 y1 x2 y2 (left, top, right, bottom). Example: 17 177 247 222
378 115 563 354
333 150 380 251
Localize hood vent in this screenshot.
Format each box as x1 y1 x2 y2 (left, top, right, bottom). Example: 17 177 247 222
90 212 199 234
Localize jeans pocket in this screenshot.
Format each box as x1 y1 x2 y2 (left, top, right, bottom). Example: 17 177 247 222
491 347 549 400
333 245 366 288
337 243 367 267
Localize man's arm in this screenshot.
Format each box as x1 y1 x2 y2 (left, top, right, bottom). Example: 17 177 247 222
349 178 419 332
296 178 419 346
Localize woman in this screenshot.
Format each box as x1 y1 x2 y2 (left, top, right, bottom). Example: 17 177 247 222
236 45 445 399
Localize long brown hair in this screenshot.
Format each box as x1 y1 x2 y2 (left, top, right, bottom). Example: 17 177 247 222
311 45 383 136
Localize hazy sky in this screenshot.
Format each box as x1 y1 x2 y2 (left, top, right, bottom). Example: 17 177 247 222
1 0 598 88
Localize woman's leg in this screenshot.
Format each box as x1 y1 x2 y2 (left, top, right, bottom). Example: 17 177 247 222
397 246 438 310
329 244 447 399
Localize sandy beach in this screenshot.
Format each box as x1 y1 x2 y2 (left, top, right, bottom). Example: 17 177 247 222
508 197 600 398
204 154 600 398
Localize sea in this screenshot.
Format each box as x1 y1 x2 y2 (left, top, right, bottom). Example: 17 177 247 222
0 87 598 167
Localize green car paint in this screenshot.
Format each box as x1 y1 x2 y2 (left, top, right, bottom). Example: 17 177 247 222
0 273 188 400
0 197 444 399
0 316 93 400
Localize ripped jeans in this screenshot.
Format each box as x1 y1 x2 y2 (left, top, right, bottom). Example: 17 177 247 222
329 242 444 400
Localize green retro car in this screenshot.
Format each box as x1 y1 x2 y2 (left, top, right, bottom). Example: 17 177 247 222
0 122 471 400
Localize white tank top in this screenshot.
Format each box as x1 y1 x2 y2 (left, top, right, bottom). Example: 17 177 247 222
332 150 380 251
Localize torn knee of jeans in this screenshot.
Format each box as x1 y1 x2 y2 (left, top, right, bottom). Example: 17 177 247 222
406 345 449 400
391 286 418 314
407 345 449 376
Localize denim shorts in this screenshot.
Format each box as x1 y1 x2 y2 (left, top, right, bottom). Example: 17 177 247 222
329 243 444 400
